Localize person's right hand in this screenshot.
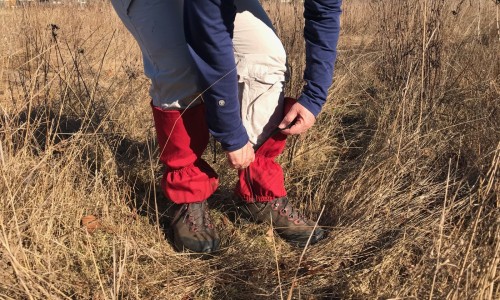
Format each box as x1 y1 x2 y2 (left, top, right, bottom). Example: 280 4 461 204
225 142 255 170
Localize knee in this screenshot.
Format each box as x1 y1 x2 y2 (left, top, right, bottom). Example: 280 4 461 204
237 52 287 85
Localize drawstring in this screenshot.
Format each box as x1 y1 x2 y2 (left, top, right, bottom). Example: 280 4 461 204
212 137 217 164
255 119 296 152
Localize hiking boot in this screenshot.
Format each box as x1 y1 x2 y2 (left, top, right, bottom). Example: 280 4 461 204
240 197 326 247
170 201 220 253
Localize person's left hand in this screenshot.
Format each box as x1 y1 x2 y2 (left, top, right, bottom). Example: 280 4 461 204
278 102 316 135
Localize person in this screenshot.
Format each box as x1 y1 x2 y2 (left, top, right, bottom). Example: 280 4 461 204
110 0 342 253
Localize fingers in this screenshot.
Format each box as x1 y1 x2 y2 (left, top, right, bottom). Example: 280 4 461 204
279 102 316 135
236 146 254 169
232 149 254 169
279 108 298 131
225 142 255 170
281 118 305 135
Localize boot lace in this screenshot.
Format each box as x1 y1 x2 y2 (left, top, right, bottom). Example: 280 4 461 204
184 203 215 232
272 198 306 225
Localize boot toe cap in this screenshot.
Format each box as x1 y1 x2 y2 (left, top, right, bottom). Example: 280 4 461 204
175 233 221 254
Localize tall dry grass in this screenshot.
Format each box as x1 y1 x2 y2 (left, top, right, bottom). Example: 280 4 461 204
0 0 499 299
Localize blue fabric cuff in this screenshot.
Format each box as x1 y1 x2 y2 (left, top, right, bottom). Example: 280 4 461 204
214 123 249 151
298 93 323 117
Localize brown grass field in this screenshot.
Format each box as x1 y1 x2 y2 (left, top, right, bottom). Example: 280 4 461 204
0 0 499 299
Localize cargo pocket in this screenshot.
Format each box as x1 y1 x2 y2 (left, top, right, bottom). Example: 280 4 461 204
236 54 287 145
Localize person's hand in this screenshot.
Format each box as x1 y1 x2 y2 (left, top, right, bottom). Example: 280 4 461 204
225 141 255 170
278 102 316 135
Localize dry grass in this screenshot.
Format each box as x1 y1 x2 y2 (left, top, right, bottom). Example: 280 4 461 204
0 0 499 299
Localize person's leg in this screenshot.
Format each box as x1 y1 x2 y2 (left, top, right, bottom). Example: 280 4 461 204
111 0 202 109
232 0 288 201
232 0 325 246
151 104 219 253
233 1 287 147
111 0 219 253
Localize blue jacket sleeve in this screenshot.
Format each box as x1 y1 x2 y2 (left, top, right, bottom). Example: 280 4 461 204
299 0 342 117
184 0 248 151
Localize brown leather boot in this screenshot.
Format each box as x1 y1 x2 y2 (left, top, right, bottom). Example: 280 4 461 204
170 201 220 253
240 197 325 247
